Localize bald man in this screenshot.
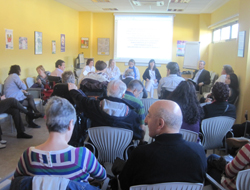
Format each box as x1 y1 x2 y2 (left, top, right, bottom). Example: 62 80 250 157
119 100 207 190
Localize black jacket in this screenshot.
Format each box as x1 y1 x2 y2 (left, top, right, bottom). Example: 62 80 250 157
70 89 143 140
142 68 162 83
192 69 210 85
203 101 236 119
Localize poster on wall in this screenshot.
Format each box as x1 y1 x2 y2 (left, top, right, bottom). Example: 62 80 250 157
238 31 245 57
98 38 110 55
61 34 65 52
5 29 13 49
176 40 186 56
52 41 56 54
81 37 89 49
19 37 28 50
34 31 42 54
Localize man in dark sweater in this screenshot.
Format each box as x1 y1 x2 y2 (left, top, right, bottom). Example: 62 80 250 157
68 79 144 140
119 100 207 190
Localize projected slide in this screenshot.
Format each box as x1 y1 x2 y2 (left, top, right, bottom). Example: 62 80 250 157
114 15 173 64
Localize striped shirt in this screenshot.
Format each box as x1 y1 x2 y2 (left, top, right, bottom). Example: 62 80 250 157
14 146 106 182
124 91 145 125
221 143 250 190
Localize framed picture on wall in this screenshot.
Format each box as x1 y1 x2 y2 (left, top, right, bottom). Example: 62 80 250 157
98 38 109 55
34 31 42 54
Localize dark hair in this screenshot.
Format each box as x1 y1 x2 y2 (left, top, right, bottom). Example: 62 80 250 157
223 65 234 75
168 81 203 124
95 60 107 71
228 73 239 90
9 65 21 75
128 59 135 66
199 60 206 65
55 59 65 68
167 62 179 74
86 58 94 65
127 80 143 91
147 59 156 70
212 82 230 102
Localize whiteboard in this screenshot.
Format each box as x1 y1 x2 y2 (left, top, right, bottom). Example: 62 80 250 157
183 41 200 69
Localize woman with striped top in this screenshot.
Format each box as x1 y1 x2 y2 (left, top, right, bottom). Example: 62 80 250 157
14 96 106 185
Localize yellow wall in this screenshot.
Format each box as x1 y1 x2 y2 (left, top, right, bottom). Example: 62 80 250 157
0 0 79 83
78 13 201 79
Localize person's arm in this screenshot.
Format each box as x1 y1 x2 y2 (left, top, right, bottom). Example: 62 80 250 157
114 66 121 79
224 143 250 178
14 149 29 178
136 67 140 80
142 69 148 81
83 148 107 181
157 78 163 97
203 71 211 85
156 68 162 83
14 75 27 90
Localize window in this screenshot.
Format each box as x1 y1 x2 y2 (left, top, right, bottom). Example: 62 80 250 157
231 23 238 39
212 23 238 42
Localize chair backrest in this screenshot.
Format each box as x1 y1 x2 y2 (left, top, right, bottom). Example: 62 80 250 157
201 116 235 150
141 98 158 116
48 76 62 88
52 83 74 105
26 77 35 88
236 168 250 190
160 87 172 99
129 182 203 190
88 127 133 163
180 129 198 142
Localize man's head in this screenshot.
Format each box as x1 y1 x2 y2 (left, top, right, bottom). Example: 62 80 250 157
62 71 75 84
166 62 179 75
107 79 127 99
55 59 65 71
95 60 107 72
222 65 234 75
212 82 229 102
45 96 76 141
145 100 183 137
127 80 143 98
124 69 135 78
198 60 205 70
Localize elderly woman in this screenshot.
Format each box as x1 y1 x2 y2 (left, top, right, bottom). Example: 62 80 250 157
106 59 121 80
14 96 106 187
4 65 43 128
36 65 51 88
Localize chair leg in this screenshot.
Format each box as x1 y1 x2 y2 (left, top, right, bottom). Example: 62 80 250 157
10 116 14 133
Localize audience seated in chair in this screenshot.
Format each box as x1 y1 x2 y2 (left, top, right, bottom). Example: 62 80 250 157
69 80 144 140
191 60 210 91
122 69 147 99
225 73 239 105
50 59 65 78
168 81 203 140
4 65 44 128
119 100 207 190
207 143 250 190
0 96 41 139
79 60 109 98
36 65 51 89
203 82 236 119
13 97 106 185
123 80 146 131
157 62 185 98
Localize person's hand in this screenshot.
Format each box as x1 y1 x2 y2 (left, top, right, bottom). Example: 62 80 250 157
0 95 6 100
198 82 204 87
154 79 157 83
205 98 212 103
146 79 149 82
37 79 42 85
68 83 77 91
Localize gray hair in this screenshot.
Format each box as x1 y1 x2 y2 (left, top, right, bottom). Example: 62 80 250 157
155 108 182 130
45 96 76 133
223 65 234 75
107 79 127 98
62 71 75 84
199 60 206 65
127 80 143 91
125 69 134 77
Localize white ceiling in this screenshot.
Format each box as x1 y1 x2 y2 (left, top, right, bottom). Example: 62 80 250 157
54 0 230 14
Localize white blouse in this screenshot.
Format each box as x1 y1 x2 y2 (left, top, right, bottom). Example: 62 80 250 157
106 66 121 80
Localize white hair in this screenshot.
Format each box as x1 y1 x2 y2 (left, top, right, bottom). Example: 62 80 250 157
107 79 126 98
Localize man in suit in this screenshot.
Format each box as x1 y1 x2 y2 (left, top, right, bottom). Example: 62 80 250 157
119 100 207 190
192 60 210 91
